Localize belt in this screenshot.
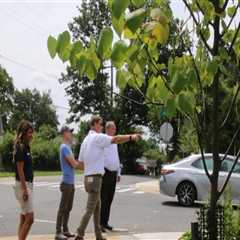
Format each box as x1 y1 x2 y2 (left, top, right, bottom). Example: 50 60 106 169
104 168 117 174
86 174 102 177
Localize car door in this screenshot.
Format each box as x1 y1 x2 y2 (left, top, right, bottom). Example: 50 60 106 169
220 159 240 203
191 157 213 201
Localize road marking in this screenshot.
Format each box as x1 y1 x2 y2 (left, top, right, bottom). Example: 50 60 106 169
75 184 84 189
35 219 56 224
34 182 54 187
0 182 14 186
133 191 144 194
49 184 61 188
116 188 134 193
134 232 183 240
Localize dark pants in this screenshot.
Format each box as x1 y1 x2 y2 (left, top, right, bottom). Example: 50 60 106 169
100 168 117 226
56 182 75 234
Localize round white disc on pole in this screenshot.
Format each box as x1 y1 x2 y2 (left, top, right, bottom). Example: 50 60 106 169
160 122 173 142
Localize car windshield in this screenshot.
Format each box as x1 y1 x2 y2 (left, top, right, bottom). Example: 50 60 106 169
192 157 240 174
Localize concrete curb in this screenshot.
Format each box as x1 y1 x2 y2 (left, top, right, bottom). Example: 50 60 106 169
0 232 183 240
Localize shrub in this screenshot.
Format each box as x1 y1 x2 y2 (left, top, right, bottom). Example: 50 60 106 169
0 131 14 171
0 129 62 171
143 148 166 162
178 232 191 240
223 189 240 240
31 136 61 171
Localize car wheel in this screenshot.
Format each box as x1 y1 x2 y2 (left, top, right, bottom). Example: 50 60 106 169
176 181 197 206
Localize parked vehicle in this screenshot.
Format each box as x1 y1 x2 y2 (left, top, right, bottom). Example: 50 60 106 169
160 154 240 206
135 158 148 175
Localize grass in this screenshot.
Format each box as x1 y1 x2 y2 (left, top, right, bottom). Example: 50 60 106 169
0 170 82 178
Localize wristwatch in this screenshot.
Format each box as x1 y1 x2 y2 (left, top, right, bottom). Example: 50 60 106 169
129 135 132 141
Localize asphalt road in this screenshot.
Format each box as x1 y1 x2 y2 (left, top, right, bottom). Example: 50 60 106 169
0 175 198 237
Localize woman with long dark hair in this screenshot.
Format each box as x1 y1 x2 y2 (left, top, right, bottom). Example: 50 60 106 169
13 120 34 240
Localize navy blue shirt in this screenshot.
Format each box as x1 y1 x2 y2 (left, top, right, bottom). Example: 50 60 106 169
60 143 75 184
14 143 34 182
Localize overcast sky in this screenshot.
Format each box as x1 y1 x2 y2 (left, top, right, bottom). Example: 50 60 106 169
0 0 186 129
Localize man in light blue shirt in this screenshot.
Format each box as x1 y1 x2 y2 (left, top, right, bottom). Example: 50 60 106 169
55 126 83 240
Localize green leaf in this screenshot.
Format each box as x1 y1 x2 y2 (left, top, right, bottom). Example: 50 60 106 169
171 72 186 93
97 27 113 59
112 15 125 38
116 69 129 90
111 40 128 68
47 36 57 59
112 0 130 19
147 76 169 101
177 92 194 115
77 54 88 76
85 60 97 81
165 98 177 118
70 41 83 67
132 0 145 7
207 59 218 75
57 31 71 62
227 6 236 17
124 8 146 34
87 51 101 71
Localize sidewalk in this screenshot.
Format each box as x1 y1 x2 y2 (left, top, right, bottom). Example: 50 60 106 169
0 232 183 240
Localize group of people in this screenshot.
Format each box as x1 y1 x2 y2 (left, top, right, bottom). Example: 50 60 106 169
13 115 141 240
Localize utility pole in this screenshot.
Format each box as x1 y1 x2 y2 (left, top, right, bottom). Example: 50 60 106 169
0 115 4 171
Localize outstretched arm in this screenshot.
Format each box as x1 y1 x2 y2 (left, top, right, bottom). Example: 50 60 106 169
111 134 141 144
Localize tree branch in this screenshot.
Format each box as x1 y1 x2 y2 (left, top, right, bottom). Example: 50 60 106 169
229 22 240 54
221 5 239 37
143 45 175 95
218 150 240 197
112 91 163 107
194 109 212 180
220 84 240 128
195 0 214 27
221 0 230 11
182 0 213 54
220 125 240 163
133 78 164 106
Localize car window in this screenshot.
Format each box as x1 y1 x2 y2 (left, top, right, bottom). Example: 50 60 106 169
192 158 213 170
221 159 240 173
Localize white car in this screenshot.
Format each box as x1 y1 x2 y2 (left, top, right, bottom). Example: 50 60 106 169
160 154 240 206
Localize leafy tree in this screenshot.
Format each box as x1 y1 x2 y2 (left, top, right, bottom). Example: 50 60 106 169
59 0 112 122
48 0 240 238
9 88 58 131
0 65 14 129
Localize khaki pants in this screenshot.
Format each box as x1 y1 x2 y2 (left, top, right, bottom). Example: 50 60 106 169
77 175 102 238
56 182 75 234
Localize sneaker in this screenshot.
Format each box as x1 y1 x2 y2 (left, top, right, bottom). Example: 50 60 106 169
101 226 106 233
55 233 68 240
63 232 75 238
103 224 113 231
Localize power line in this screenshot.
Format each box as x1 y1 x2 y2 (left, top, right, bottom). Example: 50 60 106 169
0 53 59 80
0 7 47 36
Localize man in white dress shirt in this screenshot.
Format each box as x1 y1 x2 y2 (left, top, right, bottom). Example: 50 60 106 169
100 121 121 232
75 115 141 240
